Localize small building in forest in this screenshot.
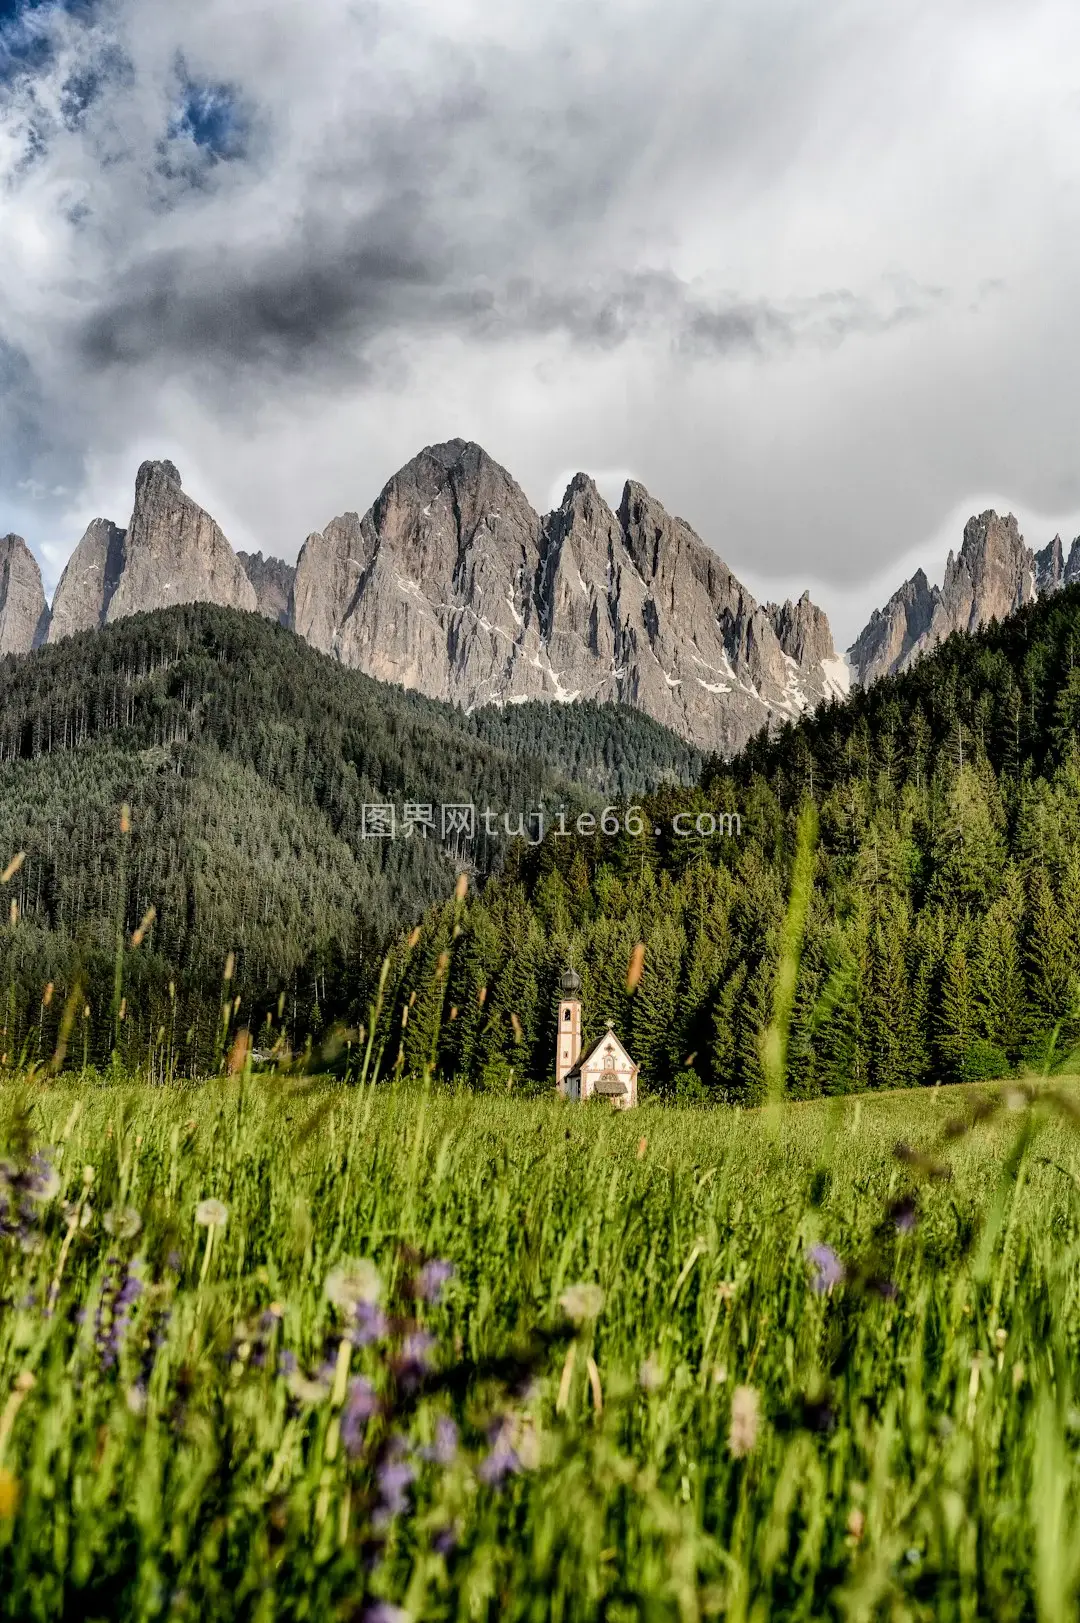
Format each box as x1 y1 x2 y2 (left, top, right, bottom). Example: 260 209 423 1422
555 967 639 1109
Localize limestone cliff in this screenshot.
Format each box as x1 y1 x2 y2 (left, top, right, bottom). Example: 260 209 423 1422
0 535 49 655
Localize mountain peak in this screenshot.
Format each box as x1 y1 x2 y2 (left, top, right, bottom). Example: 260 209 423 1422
135 458 182 492
850 507 1041 688
47 464 256 644
0 534 49 655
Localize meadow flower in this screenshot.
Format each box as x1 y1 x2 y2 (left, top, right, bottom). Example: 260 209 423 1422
432 1524 459 1557
414 1259 454 1303
728 1384 760 1459
477 1419 522 1487
362 1605 412 1623
349 1299 389 1346
888 1196 918 1234
195 1199 229 1229
558 1282 605 1324
324 1258 382 1313
287 1369 330 1404
420 1415 458 1466
341 1377 380 1458
96 1262 145 1370
103 1207 142 1240
807 1243 845 1294
394 1331 436 1391
27 1155 60 1202
165 1250 183 1272
639 1356 664 1392
375 1440 416 1523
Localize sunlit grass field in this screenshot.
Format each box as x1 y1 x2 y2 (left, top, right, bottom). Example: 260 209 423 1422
1 1074 1079 1621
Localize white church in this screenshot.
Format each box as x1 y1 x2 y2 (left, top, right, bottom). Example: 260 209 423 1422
555 967 639 1108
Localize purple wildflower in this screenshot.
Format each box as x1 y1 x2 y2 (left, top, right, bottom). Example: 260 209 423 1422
375 1440 416 1525
432 1523 458 1558
165 1250 183 1273
415 1259 454 1303
888 1196 918 1234
96 1261 144 1370
393 1331 435 1392
341 1377 380 1458
807 1243 845 1294
350 1299 389 1346
421 1415 458 1466
361 1606 411 1623
279 1350 297 1377
477 1420 521 1487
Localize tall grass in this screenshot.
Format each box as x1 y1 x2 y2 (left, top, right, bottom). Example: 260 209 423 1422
0 1073 1078 1619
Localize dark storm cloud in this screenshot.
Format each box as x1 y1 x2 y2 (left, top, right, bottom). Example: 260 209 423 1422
77 239 949 378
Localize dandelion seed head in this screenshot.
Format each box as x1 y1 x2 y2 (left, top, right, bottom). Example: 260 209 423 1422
103 1207 142 1240
558 1282 605 1324
324 1257 382 1313
727 1384 760 1459
639 1356 664 1392
195 1199 228 1229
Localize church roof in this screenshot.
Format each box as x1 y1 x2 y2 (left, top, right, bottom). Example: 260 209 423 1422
565 1024 637 1081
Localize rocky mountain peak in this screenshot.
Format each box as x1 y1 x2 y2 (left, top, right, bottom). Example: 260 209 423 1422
290 440 840 752
1035 534 1064 594
19 439 842 756
0 534 49 655
46 463 257 644
767 590 836 668
237 551 296 626
850 509 1049 688
105 460 256 626
135 458 182 495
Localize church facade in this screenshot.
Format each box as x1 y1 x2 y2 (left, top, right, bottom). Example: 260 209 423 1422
555 967 639 1108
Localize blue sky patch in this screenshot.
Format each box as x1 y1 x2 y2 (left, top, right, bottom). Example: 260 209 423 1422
168 74 249 162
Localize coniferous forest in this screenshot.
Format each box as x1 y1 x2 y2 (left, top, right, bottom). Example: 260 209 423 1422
376 582 1080 1099
4 586 1080 1090
0 604 698 1071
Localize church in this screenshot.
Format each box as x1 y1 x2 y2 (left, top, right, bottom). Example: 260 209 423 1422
555 967 639 1108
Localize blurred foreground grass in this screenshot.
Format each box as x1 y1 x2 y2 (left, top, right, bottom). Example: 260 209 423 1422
0 1074 1079 1621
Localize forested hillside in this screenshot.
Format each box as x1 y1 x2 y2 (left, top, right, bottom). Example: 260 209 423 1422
380 585 1080 1098
0 604 697 1070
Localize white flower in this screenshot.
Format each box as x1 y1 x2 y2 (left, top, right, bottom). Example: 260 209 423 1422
639 1356 664 1392
29 1168 61 1203
103 1207 142 1240
558 1283 605 1324
195 1199 229 1229
728 1385 760 1459
287 1371 330 1405
324 1258 382 1313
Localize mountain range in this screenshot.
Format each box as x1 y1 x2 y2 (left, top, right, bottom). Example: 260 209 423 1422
3 439 1076 753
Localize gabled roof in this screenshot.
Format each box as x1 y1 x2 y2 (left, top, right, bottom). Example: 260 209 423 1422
566 1024 637 1081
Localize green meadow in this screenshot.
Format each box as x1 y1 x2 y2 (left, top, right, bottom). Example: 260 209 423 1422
0 1075 1079 1621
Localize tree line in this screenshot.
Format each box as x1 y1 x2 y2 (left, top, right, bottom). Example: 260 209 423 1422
372 587 1080 1099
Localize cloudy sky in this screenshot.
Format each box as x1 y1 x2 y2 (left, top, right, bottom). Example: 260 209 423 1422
2 0 1079 645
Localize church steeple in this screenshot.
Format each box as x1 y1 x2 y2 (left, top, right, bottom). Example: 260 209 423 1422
556 966 582 1096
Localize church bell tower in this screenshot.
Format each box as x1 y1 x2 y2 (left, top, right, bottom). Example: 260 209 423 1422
556 966 582 1096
